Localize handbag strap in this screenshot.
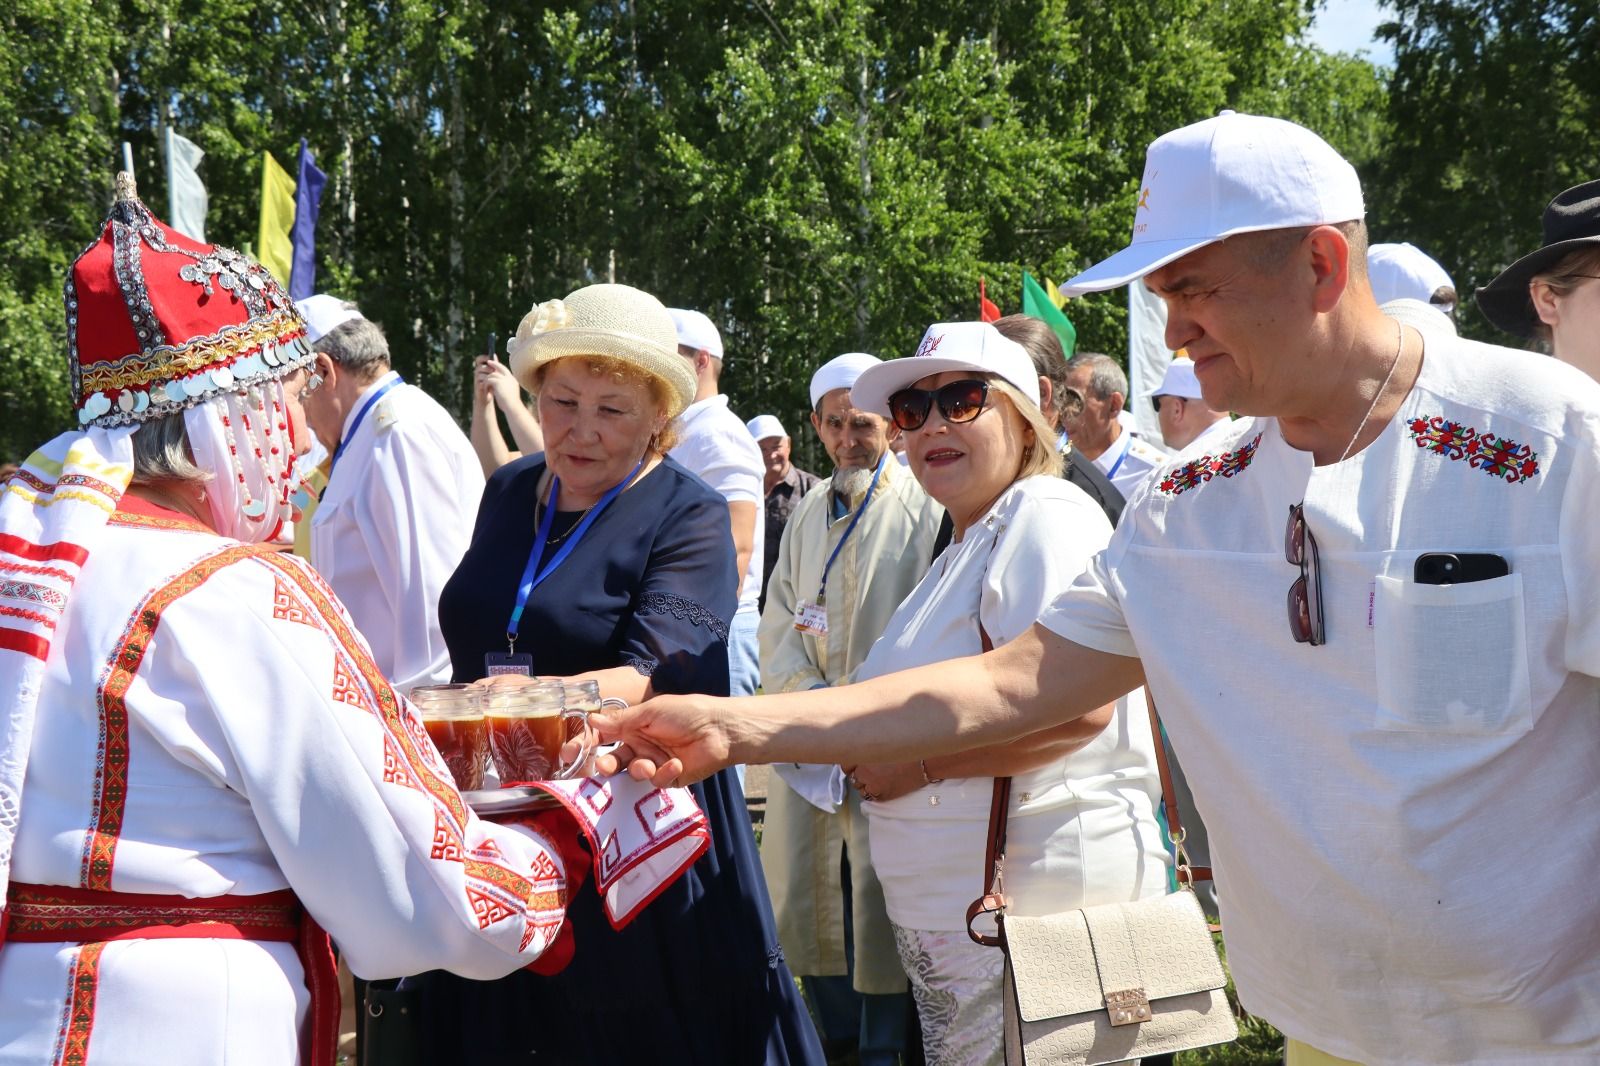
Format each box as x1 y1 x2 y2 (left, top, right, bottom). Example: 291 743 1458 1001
965 668 1212 947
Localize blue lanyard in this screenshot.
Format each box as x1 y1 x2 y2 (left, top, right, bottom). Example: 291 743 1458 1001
816 456 885 605
330 374 404 472
1104 437 1128 481
504 458 645 648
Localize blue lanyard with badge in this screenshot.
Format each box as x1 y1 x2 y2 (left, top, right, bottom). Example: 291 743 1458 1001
794 456 884 636
319 374 404 500
485 458 645 676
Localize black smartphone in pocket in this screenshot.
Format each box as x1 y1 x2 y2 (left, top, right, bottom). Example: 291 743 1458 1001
1414 552 1510 586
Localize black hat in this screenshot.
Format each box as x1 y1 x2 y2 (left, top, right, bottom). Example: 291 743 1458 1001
1476 179 1600 337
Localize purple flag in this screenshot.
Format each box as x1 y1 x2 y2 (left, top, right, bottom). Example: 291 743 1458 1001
288 139 327 300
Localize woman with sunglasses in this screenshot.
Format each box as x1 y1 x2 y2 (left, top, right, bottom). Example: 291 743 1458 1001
842 322 1169 1066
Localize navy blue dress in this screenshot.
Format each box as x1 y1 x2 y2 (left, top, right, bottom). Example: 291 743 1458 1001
416 455 823 1066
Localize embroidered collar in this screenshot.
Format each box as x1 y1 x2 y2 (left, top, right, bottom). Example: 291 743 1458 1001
1156 432 1263 497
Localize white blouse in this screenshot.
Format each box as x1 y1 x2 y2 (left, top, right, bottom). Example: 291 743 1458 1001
856 475 1169 931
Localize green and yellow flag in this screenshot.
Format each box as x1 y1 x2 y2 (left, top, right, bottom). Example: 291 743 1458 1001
257 152 297 286
1022 271 1076 357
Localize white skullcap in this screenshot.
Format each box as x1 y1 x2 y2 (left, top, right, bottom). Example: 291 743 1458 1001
667 308 724 359
297 294 364 345
810 352 881 409
746 414 786 441
1367 243 1455 307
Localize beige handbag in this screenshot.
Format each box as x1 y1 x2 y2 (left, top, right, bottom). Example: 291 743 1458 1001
966 692 1238 1066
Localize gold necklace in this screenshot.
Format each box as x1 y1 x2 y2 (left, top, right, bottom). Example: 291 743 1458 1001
1333 320 1406 466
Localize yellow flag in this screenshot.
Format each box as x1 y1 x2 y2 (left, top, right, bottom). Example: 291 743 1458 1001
1045 277 1068 309
257 152 297 286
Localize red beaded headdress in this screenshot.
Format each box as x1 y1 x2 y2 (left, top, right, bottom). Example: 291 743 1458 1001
65 172 312 426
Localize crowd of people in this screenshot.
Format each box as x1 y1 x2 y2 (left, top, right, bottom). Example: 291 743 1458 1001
0 111 1597 1066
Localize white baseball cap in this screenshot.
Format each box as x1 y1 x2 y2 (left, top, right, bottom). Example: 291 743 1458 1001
667 308 724 359
810 352 880 409
297 293 364 344
1151 356 1204 400
851 322 1040 416
1367 243 1455 307
1061 111 1365 296
746 414 786 441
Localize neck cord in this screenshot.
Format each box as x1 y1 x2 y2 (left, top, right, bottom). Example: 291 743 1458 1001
1334 320 1405 466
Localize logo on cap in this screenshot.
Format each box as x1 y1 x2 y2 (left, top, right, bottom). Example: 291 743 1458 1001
915 332 945 359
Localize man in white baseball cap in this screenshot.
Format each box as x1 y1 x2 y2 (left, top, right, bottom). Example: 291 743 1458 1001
666 307 765 702
746 413 819 611
1367 241 1456 312
1149 355 1232 451
602 112 1600 1066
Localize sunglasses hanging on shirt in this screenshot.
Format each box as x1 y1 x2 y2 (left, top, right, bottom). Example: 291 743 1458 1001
887 378 991 432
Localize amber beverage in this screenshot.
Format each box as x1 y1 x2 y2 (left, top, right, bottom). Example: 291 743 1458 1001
411 684 488 791
485 680 591 782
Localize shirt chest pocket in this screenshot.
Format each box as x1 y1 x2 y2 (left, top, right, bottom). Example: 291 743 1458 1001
1372 572 1533 735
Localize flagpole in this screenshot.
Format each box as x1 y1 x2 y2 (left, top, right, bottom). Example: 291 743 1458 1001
164 123 176 224
121 142 135 178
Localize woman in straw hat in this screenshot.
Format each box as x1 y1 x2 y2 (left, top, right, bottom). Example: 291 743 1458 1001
1477 178 1600 380
413 284 823 1065
0 181 707 1064
839 322 1168 1066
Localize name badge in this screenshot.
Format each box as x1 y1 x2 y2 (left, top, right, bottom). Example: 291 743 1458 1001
484 651 534 677
793 601 829 635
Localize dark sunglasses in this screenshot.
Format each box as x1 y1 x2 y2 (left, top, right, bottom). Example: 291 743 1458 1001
887 379 990 432
1285 503 1325 646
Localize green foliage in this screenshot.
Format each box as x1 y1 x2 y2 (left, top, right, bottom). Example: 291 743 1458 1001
0 0 1401 471
1376 0 1600 342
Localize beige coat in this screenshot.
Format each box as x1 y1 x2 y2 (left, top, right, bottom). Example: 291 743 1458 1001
757 458 943 991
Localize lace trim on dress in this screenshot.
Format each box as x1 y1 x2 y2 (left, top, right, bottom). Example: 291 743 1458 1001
635 591 730 643
621 652 659 677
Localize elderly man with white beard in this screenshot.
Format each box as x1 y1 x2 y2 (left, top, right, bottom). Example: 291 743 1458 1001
756 352 942 1065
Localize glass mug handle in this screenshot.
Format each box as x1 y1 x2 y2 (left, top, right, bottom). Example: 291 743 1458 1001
554 706 594 780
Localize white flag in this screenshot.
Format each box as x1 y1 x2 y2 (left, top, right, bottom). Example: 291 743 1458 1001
166 129 207 242
1126 282 1172 443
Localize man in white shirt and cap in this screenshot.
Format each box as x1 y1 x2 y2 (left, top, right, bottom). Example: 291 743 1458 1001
1062 350 1171 496
602 111 1600 1066
747 413 819 612
1367 241 1456 313
298 294 484 694
1150 355 1232 451
668 308 766 700
758 352 941 1066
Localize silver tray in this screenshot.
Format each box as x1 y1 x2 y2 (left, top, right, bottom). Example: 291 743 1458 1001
462 786 562 817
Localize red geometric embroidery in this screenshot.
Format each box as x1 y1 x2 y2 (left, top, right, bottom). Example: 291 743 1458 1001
528 852 560 882
467 886 517 929
331 658 369 709
382 735 414 789
83 544 264 890
58 941 106 1066
270 574 317 626
431 810 463 863
1407 416 1539 484
1157 432 1262 497
470 839 506 862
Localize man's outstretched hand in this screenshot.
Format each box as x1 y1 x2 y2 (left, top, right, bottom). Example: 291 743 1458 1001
590 692 737 787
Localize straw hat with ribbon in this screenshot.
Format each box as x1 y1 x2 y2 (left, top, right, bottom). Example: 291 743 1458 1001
506 283 696 419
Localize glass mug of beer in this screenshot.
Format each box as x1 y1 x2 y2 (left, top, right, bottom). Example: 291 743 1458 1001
484 680 595 782
410 684 488 791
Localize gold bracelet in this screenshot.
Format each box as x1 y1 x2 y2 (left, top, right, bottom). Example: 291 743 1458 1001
919 759 944 786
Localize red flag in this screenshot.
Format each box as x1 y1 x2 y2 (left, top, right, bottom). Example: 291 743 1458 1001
979 278 1001 323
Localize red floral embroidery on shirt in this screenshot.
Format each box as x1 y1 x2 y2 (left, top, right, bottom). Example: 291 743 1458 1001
1406 416 1539 484
1157 433 1262 497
